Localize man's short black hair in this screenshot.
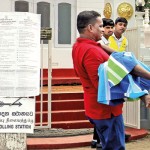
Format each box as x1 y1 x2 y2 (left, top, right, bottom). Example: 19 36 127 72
102 18 114 27
77 10 101 33
115 17 128 25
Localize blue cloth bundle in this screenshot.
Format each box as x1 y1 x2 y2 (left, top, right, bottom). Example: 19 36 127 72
98 52 150 105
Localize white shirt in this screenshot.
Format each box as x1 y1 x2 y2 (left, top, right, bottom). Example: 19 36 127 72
100 36 109 46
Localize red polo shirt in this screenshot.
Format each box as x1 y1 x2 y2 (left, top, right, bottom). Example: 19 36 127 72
72 38 123 119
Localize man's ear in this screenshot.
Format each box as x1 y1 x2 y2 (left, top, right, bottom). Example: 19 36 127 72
87 24 93 32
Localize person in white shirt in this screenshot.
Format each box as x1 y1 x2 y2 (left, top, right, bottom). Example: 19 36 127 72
100 18 114 46
100 18 116 54
100 17 128 54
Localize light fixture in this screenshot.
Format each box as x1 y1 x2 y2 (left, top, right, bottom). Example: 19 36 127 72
136 0 145 11
136 0 145 6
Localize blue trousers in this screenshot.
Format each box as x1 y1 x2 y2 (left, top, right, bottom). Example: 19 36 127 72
88 114 125 150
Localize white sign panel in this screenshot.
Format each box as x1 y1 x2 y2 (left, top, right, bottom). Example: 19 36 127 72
0 98 35 133
0 12 41 97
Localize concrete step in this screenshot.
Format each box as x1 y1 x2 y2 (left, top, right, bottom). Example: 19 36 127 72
36 94 48 101
36 99 84 111
52 110 86 122
52 92 83 100
52 77 81 85
27 134 92 149
52 120 93 129
36 86 83 101
52 68 78 78
35 85 85 129
35 110 87 123
52 99 84 110
35 120 93 129
42 68 81 85
27 128 149 149
43 77 81 86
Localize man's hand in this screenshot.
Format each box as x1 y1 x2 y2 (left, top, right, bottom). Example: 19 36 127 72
140 94 150 108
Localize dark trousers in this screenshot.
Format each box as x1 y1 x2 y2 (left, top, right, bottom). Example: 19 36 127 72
88 114 125 150
93 126 100 143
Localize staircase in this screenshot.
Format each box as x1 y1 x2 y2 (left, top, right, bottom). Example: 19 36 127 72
28 69 149 149
35 68 93 129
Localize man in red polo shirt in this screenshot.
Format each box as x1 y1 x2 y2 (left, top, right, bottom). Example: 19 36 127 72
72 10 150 150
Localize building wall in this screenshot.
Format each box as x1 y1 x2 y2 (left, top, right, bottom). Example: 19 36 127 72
0 0 104 69
0 0 12 11
51 0 105 68
52 0 136 68
77 0 104 16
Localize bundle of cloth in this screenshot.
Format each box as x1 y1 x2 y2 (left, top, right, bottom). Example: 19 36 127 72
98 52 150 105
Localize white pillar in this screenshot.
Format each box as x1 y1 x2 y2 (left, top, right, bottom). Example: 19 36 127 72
144 26 150 48
144 8 149 25
135 11 145 48
135 11 145 27
143 9 150 48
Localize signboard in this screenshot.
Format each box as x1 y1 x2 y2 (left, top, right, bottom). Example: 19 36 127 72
41 27 52 40
0 12 41 97
0 98 35 133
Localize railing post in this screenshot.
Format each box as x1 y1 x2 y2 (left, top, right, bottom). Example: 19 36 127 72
40 28 52 128
48 30 52 128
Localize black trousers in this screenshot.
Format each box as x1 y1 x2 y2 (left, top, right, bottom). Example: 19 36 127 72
93 126 100 143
